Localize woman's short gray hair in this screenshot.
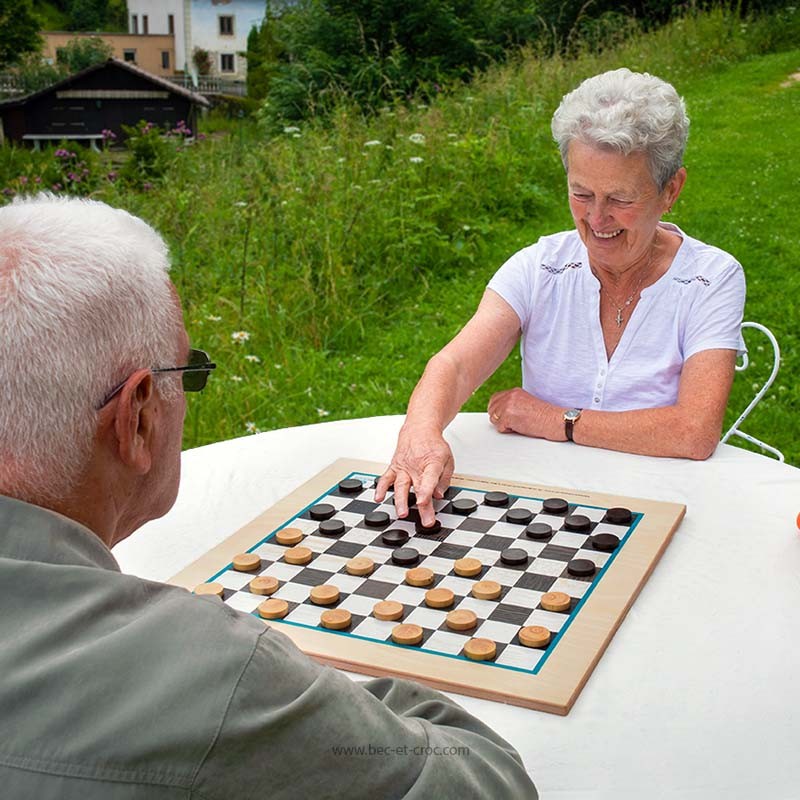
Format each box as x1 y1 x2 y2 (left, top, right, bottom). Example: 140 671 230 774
0 194 182 505
551 68 689 191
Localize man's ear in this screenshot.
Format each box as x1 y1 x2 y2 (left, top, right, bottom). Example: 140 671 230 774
108 369 156 475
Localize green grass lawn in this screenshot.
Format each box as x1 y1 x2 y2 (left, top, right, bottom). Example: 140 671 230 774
184 47 800 463
2 9 798 464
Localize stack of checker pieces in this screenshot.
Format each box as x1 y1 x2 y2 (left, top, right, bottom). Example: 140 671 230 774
193 472 636 674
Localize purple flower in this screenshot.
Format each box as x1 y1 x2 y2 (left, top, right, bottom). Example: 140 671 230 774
67 172 79 182
52 183 62 191
101 128 117 141
54 149 71 159
34 177 42 184
18 176 28 185
2 188 15 197
197 133 207 141
142 181 153 191
106 171 118 182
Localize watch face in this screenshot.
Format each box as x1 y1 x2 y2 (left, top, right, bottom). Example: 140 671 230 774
565 409 581 421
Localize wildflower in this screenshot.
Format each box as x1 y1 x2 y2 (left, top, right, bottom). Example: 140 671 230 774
52 183 62 191
245 354 261 363
292 133 301 139
364 140 381 147
197 133 207 141
106 171 118 182
447 133 458 138
234 201 248 207
462 224 471 231
101 128 117 141
304 387 312 396
34 177 42 184
2 188 14 197
245 421 261 434
317 408 330 417
18 176 28 185
273 363 283 369
337 157 346 163
142 182 153 191
231 331 250 344
283 126 301 134
409 157 424 164
231 375 243 383
408 133 426 145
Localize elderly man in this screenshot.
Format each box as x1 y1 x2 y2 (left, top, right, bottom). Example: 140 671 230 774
0 196 536 799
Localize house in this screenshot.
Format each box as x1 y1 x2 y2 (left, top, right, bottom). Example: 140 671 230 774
125 0 266 82
0 58 210 148
41 32 177 78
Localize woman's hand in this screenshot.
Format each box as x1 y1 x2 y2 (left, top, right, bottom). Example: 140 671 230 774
487 388 566 441
375 425 455 528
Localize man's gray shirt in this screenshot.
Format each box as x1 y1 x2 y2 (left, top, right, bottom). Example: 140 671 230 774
0 495 537 799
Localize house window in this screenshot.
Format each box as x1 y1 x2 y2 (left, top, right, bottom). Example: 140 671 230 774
220 53 235 73
142 15 149 34
168 14 175 35
219 15 234 36
131 14 138 34
161 51 170 69
123 49 137 63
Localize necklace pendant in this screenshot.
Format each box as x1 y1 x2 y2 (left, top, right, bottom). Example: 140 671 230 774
615 308 623 326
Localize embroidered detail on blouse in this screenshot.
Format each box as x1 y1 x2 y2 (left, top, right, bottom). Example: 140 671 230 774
673 275 710 286
541 261 583 275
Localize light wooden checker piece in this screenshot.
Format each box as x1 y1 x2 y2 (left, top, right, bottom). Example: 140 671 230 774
171 458 685 715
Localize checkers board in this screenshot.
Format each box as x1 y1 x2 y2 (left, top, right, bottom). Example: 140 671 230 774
169 458 685 715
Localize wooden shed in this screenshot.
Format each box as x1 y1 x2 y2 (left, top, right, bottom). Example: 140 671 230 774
0 58 210 148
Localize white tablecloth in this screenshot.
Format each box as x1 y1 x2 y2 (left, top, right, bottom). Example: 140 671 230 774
114 413 800 800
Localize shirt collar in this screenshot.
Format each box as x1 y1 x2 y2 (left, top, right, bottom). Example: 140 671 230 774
0 494 120 572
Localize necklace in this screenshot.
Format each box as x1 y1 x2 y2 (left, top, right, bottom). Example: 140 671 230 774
594 231 659 327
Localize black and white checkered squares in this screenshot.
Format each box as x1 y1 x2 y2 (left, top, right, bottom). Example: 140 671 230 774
206 473 637 674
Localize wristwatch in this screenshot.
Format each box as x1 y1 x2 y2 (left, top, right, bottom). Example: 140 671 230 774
563 408 582 442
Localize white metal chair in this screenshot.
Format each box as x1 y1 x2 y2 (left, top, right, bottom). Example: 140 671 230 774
720 321 784 461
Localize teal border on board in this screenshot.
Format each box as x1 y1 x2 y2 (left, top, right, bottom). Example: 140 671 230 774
206 470 643 676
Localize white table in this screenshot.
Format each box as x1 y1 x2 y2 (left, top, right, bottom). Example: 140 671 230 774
114 413 800 800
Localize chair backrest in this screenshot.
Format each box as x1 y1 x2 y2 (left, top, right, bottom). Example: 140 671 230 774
720 321 783 461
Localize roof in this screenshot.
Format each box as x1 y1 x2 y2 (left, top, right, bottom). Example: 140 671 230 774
0 58 210 108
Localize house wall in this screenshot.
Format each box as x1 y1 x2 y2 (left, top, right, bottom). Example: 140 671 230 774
189 0 264 80
126 0 187 71
42 32 176 77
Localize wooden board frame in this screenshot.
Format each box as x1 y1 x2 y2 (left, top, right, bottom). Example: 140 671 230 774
169 458 685 715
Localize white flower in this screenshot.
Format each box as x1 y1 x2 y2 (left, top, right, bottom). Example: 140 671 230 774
245 421 261 434
317 408 330 417
231 375 243 382
245 354 261 363
364 140 381 147
206 314 222 322
304 387 312 396
233 201 248 207
408 133 426 145
292 133 302 139
337 157 346 163
273 363 283 369
447 133 458 138
231 331 250 344
283 126 300 134
462 224 471 231
409 156 424 164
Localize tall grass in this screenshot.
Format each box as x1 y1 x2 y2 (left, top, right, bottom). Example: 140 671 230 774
2 5 798 461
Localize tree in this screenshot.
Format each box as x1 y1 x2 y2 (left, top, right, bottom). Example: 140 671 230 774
0 0 41 68
56 37 113 72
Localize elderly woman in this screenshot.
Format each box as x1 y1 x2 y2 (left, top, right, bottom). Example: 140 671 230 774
377 68 745 525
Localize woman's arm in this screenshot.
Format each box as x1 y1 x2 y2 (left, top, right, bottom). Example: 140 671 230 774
376 290 521 525
488 348 738 460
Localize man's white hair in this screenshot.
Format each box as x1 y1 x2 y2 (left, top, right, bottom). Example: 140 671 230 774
551 68 689 191
0 194 181 505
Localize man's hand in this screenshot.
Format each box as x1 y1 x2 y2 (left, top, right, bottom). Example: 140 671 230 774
375 426 454 528
487 388 565 441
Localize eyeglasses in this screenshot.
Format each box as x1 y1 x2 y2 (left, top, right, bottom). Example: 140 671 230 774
97 348 217 409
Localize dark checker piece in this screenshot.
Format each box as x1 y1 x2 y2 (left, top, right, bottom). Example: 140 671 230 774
506 507 533 525
338 478 364 494
365 511 390 527
525 522 553 540
543 498 569 515
591 533 620 552
382 529 409 547
415 519 442 535
451 498 478 515
606 507 633 525
309 503 336 521
564 514 591 532
500 547 529 567
392 547 420 566
484 491 510 507
319 519 345 536
567 558 596 578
